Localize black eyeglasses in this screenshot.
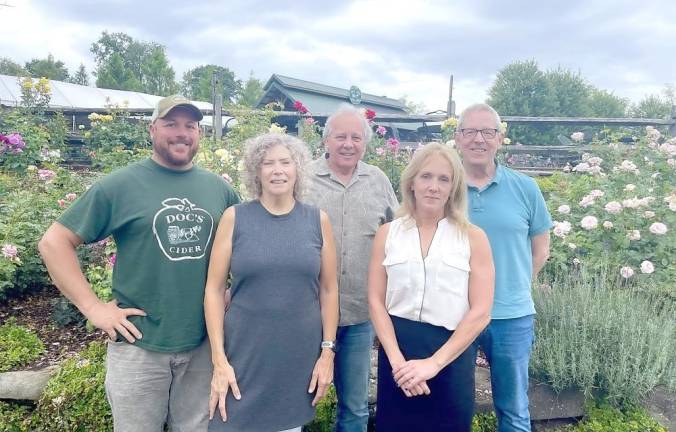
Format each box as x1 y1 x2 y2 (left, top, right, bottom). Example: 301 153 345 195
459 128 498 139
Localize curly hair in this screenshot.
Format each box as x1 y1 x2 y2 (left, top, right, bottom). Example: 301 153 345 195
240 133 311 200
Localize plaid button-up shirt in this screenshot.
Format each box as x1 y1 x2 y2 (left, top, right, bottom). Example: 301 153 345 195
305 158 398 326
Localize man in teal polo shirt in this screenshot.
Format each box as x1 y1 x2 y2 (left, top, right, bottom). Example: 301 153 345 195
39 95 239 431
455 103 552 432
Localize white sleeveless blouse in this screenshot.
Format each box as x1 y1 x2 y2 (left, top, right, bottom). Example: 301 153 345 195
383 217 471 331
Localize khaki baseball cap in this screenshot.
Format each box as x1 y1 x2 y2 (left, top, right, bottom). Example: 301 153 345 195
151 95 203 122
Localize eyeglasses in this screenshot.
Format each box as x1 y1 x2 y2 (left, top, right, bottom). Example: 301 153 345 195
459 128 498 139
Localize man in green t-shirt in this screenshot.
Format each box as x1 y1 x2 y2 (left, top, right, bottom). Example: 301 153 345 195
39 95 240 431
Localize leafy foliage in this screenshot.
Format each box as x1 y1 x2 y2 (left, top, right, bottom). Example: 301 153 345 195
24 54 70 81
91 31 177 95
0 318 45 372
563 401 667 432
32 341 112 432
181 64 241 104
531 267 675 406
541 127 675 293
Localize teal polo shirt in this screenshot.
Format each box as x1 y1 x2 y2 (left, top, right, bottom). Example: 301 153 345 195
467 164 553 319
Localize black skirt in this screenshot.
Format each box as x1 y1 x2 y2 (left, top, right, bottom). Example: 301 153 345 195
376 315 476 432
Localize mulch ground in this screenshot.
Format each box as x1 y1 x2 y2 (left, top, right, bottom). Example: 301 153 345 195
0 286 107 370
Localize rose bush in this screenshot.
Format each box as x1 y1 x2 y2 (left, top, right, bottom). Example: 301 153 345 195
539 126 675 296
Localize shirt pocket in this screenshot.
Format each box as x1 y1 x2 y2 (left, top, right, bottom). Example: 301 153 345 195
435 253 471 294
382 253 410 292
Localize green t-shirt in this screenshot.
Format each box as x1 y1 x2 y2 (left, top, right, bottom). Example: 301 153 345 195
59 158 240 352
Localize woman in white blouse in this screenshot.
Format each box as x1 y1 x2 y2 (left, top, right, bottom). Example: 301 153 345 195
368 143 494 431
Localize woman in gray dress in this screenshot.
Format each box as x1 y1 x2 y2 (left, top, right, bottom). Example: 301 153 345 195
204 133 339 432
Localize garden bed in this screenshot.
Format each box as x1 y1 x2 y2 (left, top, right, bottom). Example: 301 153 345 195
0 286 106 370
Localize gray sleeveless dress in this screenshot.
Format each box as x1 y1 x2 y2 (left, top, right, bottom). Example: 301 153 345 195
208 201 323 432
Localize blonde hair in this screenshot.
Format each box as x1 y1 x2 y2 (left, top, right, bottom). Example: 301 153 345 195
241 133 310 200
397 143 469 232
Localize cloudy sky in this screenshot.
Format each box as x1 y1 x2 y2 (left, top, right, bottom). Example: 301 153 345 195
1 0 674 112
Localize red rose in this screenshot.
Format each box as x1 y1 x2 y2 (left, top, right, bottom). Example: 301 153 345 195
365 109 376 120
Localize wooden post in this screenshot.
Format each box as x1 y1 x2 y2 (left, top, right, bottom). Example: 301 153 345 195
214 94 223 142
670 105 676 137
447 75 455 117
212 72 223 142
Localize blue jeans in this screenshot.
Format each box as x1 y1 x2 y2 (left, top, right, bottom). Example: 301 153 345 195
334 321 373 432
474 315 534 432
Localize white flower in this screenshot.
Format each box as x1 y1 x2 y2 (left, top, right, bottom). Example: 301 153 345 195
553 221 572 238
568 243 577 250
617 160 639 174
503 137 511 145
563 163 572 173
624 184 636 192
603 221 613 229
608 142 619 150
588 165 603 175
587 156 603 166
627 230 641 241
78 124 85 130
638 196 655 207
649 222 668 235
620 266 634 279
640 260 655 274
658 143 676 156
622 197 641 209
604 201 622 214
557 205 571 214
572 162 591 173
589 189 604 198
571 132 584 143
646 127 661 141
643 211 655 218
579 195 595 208
580 215 598 230
572 258 581 265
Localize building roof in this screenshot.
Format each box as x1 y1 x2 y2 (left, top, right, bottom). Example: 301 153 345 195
257 74 407 115
0 74 211 113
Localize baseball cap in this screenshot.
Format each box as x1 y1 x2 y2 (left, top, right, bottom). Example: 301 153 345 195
151 95 203 122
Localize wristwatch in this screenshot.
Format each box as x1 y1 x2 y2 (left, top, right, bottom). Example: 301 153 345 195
321 340 337 352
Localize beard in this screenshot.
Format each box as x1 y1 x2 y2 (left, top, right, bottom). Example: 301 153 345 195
153 141 198 168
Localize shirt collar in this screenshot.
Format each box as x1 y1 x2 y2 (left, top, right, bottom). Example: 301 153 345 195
314 157 370 178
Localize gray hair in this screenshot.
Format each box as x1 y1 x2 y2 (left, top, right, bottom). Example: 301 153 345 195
457 103 502 130
241 133 311 200
322 103 373 144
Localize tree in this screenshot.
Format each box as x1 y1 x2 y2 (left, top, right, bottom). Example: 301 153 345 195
91 31 177 95
487 60 556 144
399 95 427 114
544 68 592 117
180 65 241 104
140 47 177 96
95 52 141 91
24 54 69 81
631 85 675 119
587 89 628 118
0 58 27 76
69 64 90 86
236 72 264 107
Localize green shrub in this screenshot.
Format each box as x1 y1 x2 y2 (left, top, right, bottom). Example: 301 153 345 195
0 400 34 432
303 385 337 432
564 401 667 432
531 266 675 406
472 411 497 432
0 318 44 372
541 128 675 295
32 341 111 432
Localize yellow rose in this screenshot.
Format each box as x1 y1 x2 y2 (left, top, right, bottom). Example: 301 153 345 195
441 117 458 130
20 78 33 90
268 124 286 134
500 122 508 133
